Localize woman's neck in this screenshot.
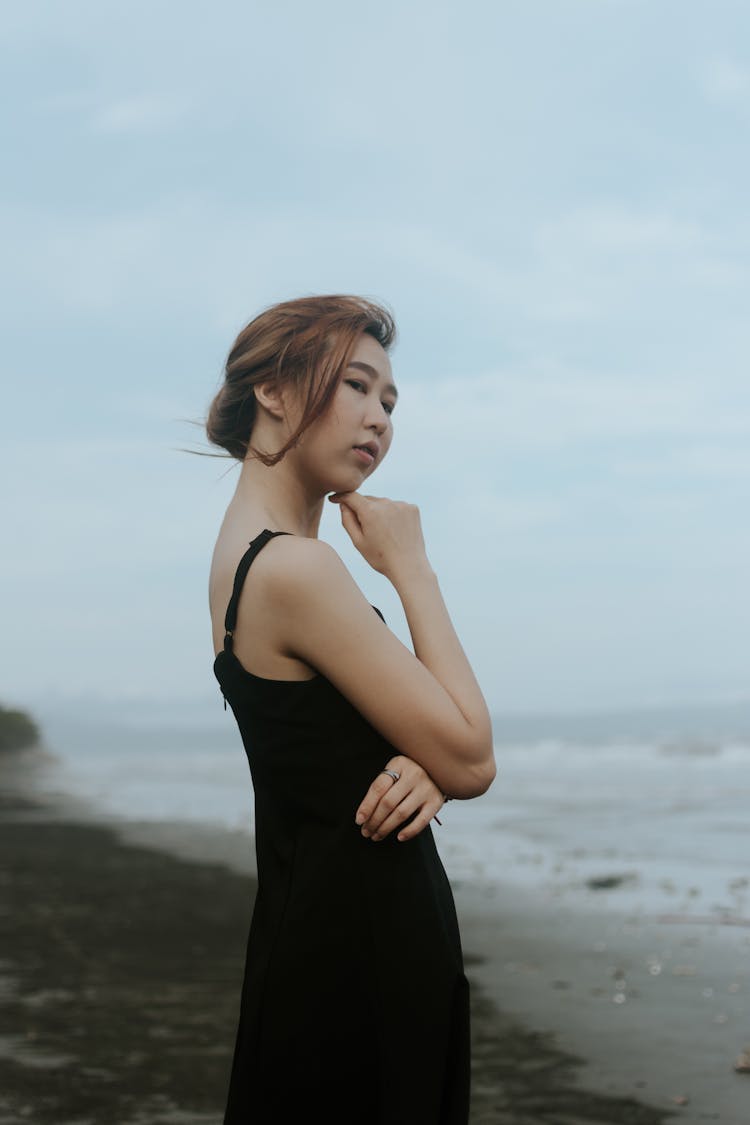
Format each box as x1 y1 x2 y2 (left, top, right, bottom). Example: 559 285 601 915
231 455 325 539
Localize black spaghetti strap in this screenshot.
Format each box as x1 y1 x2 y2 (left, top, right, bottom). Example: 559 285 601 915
223 529 291 647
217 529 384 711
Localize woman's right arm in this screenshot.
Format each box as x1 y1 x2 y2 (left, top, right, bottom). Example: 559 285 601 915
264 494 495 800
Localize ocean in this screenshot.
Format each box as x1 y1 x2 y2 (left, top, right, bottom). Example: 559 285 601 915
22 695 750 925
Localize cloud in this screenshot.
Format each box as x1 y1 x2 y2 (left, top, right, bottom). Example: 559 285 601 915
385 364 749 456
3 350 747 711
537 205 705 254
89 92 191 134
30 87 192 134
611 442 750 483
3 0 749 711
699 55 750 105
6 193 745 356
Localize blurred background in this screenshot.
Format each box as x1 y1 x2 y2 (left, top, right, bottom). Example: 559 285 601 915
2 0 748 722
2 5 750 1122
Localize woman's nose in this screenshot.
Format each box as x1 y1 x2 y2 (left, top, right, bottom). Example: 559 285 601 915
366 404 389 434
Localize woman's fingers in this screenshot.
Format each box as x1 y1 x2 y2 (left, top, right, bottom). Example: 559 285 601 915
359 784 443 841
359 780 411 836
328 492 427 578
365 790 420 841
366 790 444 842
337 499 364 546
329 491 380 507
395 804 441 842
356 756 445 842
354 769 401 827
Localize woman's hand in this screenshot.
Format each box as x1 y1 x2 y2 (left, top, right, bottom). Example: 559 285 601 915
355 755 446 843
328 491 430 582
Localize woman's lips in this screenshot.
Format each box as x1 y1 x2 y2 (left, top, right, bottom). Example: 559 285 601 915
352 445 375 465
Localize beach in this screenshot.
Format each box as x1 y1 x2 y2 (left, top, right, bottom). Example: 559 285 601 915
0 778 672 1125
2 707 749 1124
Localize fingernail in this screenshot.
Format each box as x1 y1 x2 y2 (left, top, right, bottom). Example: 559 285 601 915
355 813 365 825
361 828 370 838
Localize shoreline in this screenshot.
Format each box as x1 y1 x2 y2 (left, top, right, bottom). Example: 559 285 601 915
455 879 750 1124
2 754 746 1122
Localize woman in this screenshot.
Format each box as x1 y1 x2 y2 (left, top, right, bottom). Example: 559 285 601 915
206 294 495 1124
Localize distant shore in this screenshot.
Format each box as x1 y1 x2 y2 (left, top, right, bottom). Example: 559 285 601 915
0 702 39 753
0 762 694 1125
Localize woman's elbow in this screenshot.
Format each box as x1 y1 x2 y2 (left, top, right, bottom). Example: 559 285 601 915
477 755 497 794
470 725 496 793
470 755 496 796
448 752 496 800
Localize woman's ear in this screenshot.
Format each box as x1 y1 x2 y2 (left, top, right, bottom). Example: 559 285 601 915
254 380 287 422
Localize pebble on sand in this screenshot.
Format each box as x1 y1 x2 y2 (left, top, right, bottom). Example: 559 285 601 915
733 1048 750 1073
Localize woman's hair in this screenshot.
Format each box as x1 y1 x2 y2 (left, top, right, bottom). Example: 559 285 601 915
205 294 397 465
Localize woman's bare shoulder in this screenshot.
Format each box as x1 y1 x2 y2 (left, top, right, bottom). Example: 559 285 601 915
264 532 344 567
256 534 358 601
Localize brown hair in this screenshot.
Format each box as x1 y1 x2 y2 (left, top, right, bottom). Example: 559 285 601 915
204 294 397 465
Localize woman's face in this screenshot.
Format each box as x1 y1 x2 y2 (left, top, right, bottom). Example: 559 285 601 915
290 332 397 495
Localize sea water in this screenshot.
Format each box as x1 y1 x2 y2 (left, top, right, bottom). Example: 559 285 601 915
23 696 750 923
18 695 750 1125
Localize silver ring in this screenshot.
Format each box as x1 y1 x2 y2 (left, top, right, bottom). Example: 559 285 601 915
380 769 400 784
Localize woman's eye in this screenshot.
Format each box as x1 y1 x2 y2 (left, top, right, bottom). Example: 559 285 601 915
345 379 394 417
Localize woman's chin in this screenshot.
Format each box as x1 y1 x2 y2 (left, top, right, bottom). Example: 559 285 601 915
325 469 371 495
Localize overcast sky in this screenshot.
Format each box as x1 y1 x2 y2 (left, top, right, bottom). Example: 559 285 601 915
2 0 748 719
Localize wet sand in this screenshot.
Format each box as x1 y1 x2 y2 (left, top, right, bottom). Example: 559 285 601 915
456 882 750 1125
0 779 688 1124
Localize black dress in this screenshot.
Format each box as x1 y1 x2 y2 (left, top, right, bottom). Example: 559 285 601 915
213 529 471 1125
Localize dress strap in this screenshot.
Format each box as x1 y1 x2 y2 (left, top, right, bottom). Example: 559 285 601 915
223 529 291 650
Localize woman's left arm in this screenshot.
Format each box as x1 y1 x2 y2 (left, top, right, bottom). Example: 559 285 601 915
355 756 447 842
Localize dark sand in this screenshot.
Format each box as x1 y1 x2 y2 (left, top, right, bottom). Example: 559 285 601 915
0 784 679 1125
